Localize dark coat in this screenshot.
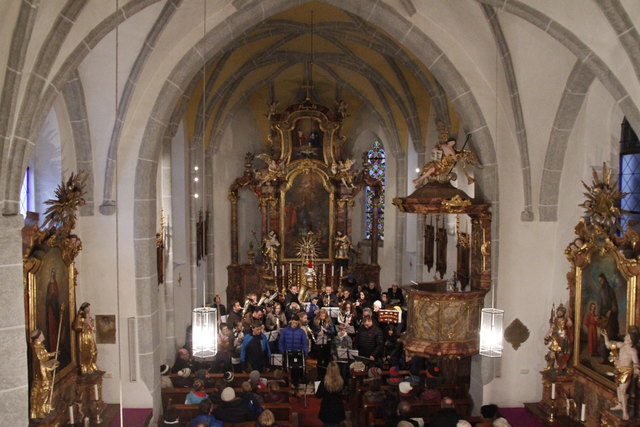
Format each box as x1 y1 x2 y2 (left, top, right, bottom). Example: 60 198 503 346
428 408 460 427
214 398 250 423
315 382 346 423
356 324 384 359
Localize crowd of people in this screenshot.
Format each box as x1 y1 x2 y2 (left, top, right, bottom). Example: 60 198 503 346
161 280 510 427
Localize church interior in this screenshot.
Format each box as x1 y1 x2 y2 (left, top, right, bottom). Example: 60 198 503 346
3 0 640 426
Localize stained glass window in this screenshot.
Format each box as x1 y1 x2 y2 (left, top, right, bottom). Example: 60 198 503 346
620 118 640 232
365 140 385 240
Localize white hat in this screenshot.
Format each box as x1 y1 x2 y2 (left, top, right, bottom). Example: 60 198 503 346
399 381 413 395
177 368 191 377
221 387 236 402
373 300 382 309
350 361 366 372
457 421 472 427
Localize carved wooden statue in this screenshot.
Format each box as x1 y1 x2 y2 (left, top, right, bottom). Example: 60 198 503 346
75 302 98 375
29 329 59 419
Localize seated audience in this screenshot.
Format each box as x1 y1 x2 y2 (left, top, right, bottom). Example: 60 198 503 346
185 379 208 405
263 381 288 404
387 282 405 306
429 396 461 427
256 409 281 427
239 381 264 421
383 401 419 427
214 387 251 423
363 379 386 403
161 407 180 426
478 404 511 427
189 399 223 427
160 364 172 388
171 347 192 373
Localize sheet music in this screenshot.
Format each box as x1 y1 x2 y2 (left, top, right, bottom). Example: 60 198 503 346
270 353 283 366
221 314 229 323
267 330 280 342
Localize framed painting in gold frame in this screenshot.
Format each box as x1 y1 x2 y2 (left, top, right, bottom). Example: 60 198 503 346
573 248 637 389
280 162 334 261
26 244 77 382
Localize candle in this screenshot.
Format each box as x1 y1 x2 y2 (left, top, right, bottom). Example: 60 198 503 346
322 264 326 275
551 383 555 400
281 265 284 277
69 406 75 424
580 403 586 421
289 263 292 274
340 266 343 277
84 417 90 427
94 384 99 400
331 264 334 276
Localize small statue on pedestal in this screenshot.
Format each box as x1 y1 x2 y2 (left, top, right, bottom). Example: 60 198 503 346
75 302 98 376
262 230 280 271
544 304 573 373
333 231 352 269
29 329 59 420
601 326 640 420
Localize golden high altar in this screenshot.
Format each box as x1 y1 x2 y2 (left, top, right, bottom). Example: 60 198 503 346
227 97 382 304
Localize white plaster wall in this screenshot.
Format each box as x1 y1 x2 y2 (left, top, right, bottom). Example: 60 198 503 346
212 103 264 304
0 0 21 90
33 109 62 218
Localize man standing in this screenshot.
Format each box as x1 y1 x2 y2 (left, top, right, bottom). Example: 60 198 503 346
284 285 300 320
356 316 384 366
319 285 339 308
243 306 266 334
278 314 309 386
601 326 640 420
387 282 405 306
240 323 271 372
227 301 243 328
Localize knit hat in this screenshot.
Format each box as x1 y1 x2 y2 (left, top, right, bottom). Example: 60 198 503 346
223 371 234 383
387 366 402 384
399 381 413 396
249 370 261 383
350 361 366 372
368 366 382 379
177 368 191 377
221 387 235 402
160 364 170 375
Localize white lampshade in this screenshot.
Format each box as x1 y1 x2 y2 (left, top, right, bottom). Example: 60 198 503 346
480 308 504 357
192 307 218 360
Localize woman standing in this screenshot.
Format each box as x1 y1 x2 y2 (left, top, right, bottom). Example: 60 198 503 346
75 302 98 375
313 309 336 380
316 361 346 427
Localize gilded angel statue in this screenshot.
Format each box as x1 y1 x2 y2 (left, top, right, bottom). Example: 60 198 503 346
256 153 285 186
413 138 481 187
331 158 356 189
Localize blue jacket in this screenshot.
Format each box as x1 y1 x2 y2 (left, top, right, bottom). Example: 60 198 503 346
189 414 223 427
278 326 309 355
240 333 271 362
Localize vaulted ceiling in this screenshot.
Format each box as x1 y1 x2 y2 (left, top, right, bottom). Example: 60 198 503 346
184 1 459 153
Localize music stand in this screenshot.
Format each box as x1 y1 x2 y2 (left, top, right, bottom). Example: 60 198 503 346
285 350 307 407
270 353 283 367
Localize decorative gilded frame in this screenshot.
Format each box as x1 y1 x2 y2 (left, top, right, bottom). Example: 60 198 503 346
25 245 78 382
280 159 334 262
572 245 637 389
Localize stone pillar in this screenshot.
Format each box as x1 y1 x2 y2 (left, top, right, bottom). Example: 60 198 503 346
0 215 30 425
415 150 425 282
230 193 239 265
394 153 407 284
161 136 176 362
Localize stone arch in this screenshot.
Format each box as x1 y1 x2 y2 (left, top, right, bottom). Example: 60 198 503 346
597 0 640 84
131 0 498 400
0 0 161 215
61 70 95 216
539 62 595 221
482 4 533 221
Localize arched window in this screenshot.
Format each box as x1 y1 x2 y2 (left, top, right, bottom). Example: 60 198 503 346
19 167 32 217
365 140 385 240
620 117 640 231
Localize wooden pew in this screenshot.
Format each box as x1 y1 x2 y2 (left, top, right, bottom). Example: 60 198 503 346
162 386 292 409
168 402 293 427
364 397 473 426
170 370 290 388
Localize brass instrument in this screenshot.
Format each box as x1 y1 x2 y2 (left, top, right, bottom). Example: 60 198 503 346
265 291 278 306
322 293 331 307
241 299 251 316
257 293 267 307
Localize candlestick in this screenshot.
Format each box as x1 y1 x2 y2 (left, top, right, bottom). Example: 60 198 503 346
94 384 99 400
551 383 555 400
69 406 75 425
580 403 586 422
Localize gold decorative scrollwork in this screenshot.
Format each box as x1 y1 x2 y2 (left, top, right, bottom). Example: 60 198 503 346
441 195 471 213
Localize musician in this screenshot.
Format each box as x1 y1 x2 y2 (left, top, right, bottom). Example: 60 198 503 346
307 296 320 322
240 323 271 373
231 320 245 372
338 288 354 305
367 281 381 303
319 285 339 308
243 306 265 334
278 314 309 357
227 301 243 327
213 293 227 317
333 323 353 382
285 301 301 322
298 312 314 354
265 302 286 332
313 309 336 379
337 302 356 335
284 285 300 307
387 282 405 306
